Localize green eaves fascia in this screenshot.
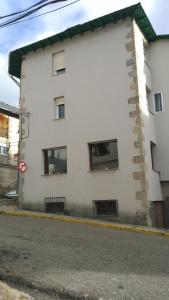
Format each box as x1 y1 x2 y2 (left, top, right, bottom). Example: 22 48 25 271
8 2 161 79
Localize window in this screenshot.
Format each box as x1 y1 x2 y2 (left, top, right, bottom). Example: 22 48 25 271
154 93 163 112
53 51 65 75
0 146 7 156
43 147 67 175
150 141 157 171
89 140 118 171
54 97 65 119
45 197 65 213
94 200 118 216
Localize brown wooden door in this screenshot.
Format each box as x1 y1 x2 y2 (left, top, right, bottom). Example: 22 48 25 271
163 197 169 228
153 201 164 228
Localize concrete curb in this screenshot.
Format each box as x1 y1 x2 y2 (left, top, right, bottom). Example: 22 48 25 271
0 281 32 299
0 208 169 238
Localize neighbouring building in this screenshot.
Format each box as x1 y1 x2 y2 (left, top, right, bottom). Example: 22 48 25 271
0 101 19 196
8 3 169 227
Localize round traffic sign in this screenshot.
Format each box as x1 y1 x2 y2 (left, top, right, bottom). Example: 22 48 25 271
18 161 27 173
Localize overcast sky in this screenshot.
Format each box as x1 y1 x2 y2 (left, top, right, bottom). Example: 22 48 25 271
0 0 168 107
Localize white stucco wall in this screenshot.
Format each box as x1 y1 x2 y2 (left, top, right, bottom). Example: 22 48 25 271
150 40 169 181
20 19 149 222
133 21 162 203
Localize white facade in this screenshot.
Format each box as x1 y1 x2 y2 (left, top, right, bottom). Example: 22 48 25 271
10 5 169 226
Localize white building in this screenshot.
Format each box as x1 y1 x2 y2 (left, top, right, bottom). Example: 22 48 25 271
9 3 169 227
0 101 19 195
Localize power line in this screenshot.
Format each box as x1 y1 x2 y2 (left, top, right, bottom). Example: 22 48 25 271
0 0 80 29
0 0 49 19
0 0 68 28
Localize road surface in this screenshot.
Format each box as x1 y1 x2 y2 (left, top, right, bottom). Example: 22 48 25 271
0 215 169 299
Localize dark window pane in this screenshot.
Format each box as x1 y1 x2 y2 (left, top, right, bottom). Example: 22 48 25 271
59 104 65 118
95 200 118 216
0 146 7 156
46 202 64 213
89 141 118 170
93 143 109 156
150 141 156 170
154 93 162 112
44 147 67 174
57 68 66 75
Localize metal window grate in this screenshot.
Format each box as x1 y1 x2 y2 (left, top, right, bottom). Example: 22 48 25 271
45 197 65 214
94 200 118 216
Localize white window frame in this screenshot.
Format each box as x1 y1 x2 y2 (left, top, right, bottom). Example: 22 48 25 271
153 92 164 113
53 50 65 75
54 96 65 120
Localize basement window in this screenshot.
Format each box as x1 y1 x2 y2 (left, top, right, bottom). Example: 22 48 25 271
53 51 65 75
45 197 65 214
94 200 118 216
43 147 67 175
54 97 65 119
89 140 118 171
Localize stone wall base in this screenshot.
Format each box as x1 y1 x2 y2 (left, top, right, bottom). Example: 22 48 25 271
20 200 147 226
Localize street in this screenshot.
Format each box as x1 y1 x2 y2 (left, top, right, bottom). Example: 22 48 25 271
0 215 169 299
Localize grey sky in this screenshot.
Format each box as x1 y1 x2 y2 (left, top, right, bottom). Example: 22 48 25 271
0 0 168 107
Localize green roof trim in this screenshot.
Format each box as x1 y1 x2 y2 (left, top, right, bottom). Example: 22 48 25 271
8 3 162 79
157 35 169 40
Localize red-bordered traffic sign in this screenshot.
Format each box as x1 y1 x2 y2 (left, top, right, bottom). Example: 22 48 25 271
18 161 27 173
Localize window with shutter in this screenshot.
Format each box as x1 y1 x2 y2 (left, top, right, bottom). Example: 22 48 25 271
54 97 65 120
53 51 65 75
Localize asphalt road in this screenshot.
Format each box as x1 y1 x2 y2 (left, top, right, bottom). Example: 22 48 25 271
0 215 169 300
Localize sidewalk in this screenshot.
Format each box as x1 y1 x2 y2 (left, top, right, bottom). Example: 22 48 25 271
0 206 169 238
0 281 32 300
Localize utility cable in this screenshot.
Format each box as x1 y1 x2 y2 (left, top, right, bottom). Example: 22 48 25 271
0 1 49 19
0 0 80 29
0 0 67 27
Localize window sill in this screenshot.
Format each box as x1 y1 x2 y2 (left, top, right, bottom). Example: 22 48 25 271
154 110 164 114
88 168 119 173
42 173 67 177
53 118 65 121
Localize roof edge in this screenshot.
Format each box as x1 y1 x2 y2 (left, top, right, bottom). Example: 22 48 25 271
156 35 169 40
9 2 158 79
0 108 19 118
